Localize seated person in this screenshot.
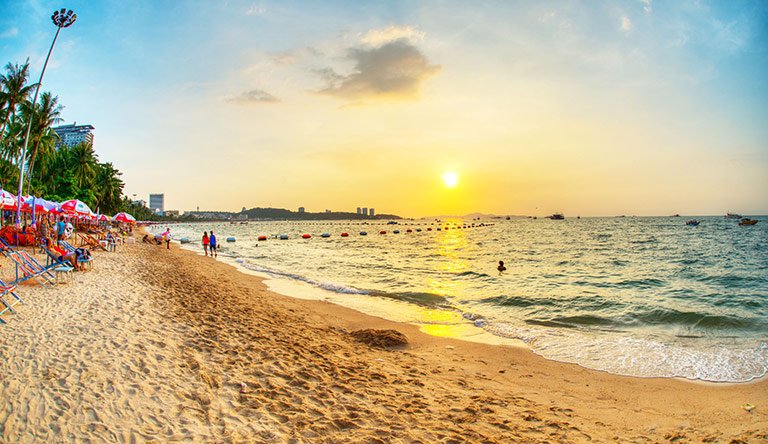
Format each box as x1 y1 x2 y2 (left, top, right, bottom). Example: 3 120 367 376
49 243 79 271
142 234 152 243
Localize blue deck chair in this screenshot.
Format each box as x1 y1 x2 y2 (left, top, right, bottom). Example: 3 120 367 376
60 241 94 270
0 278 23 324
7 252 56 287
41 246 76 282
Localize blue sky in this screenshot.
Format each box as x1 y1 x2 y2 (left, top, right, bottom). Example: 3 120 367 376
1 0 766 216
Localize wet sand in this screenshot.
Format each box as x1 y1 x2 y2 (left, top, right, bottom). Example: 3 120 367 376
0 238 766 443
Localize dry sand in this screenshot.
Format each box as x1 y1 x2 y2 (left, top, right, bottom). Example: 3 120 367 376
0 237 766 443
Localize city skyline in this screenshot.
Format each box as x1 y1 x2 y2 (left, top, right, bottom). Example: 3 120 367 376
1 1 766 218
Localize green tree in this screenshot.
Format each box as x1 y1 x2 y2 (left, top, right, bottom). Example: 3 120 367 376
0 60 36 136
22 91 63 190
70 140 97 189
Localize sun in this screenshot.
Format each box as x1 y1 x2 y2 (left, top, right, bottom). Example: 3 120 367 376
442 171 459 188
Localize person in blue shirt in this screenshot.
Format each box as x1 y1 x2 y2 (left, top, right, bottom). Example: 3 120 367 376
209 231 217 257
56 216 66 244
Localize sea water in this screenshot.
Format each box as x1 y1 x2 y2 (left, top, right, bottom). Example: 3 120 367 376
156 216 768 382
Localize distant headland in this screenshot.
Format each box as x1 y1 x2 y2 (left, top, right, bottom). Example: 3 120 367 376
180 207 402 222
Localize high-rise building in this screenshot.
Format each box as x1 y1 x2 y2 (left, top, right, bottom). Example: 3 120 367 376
356 207 362 215
149 194 165 212
362 208 368 216
298 207 305 213
370 208 375 217
52 123 95 149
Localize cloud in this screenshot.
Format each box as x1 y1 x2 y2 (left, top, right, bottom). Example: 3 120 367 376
0 27 19 38
640 0 653 14
360 25 425 47
245 4 266 16
316 39 441 101
621 16 634 34
227 89 280 104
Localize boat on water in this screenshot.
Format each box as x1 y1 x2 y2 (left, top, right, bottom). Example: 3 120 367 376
725 212 742 219
547 213 565 220
739 218 758 226
685 220 700 226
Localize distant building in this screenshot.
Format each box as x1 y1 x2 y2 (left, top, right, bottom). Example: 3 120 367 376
370 208 375 217
362 208 368 216
356 207 362 215
132 199 147 208
164 210 179 217
149 194 164 212
52 123 95 149
298 207 305 213
325 209 331 213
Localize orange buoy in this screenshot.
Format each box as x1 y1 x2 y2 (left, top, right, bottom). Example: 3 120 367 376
341 232 349 237
257 235 267 241
302 234 311 239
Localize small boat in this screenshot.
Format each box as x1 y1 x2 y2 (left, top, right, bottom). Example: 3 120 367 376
279 234 289 240
685 220 700 226
739 218 758 226
302 234 311 239
548 213 565 220
179 237 191 244
340 232 349 237
226 236 236 242
359 231 368 236
725 212 742 219
321 233 331 238
257 235 267 241
393 230 400 234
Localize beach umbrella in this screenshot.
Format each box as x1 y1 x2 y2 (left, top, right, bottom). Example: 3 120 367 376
0 189 17 211
58 199 93 216
41 200 59 213
20 196 50 214
112 212 136 223
98 214 109 221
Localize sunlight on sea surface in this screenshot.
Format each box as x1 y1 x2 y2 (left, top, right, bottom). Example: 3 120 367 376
160 216 768 382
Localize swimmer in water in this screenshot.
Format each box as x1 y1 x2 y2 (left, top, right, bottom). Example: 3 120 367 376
498 260 506 272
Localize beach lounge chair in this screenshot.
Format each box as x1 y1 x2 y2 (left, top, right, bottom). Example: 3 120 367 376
0 277 23 324
60 241 94 270
77 232 109 252
7 252 56 286
41 246 76 283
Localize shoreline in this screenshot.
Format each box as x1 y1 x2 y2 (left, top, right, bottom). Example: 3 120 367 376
1 237 766 442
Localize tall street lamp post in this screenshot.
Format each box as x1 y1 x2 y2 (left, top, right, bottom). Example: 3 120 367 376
15 8 77 226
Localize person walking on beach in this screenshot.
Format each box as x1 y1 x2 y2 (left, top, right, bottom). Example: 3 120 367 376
165 228 172 250
202 231 209 256
209 231 217 257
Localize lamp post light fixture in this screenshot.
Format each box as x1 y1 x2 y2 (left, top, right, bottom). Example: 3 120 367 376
15 8 77 226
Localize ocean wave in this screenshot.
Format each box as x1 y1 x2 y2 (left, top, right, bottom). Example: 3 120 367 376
485 322 768 382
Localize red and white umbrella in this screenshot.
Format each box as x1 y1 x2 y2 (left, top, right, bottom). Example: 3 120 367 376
97 214 109 221
58 199 93 216
0 189 17 211
41 199 59 213
112 212 136 223
20 195 51 214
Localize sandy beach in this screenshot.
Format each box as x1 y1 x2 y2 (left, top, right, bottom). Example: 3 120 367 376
0 237 766 443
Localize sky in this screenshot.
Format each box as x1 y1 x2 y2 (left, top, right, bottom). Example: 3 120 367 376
1 0 766 217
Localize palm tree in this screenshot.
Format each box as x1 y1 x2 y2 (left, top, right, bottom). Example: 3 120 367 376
94 162 124 214
22 91 63 190
0 61 36 136
70 140 98 189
